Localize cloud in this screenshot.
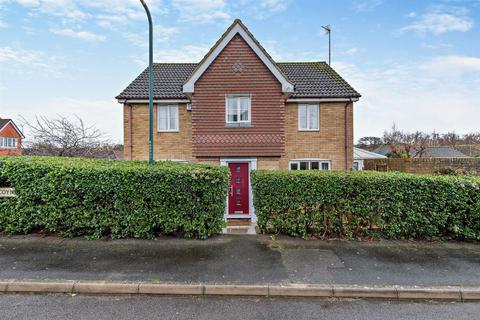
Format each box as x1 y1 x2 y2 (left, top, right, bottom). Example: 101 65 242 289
122 24 178 47
0 46 57 69
333 56 480 139
50 27 106 42
353 0 382 12
400 6 474 35
171 0 231 23
15 0 39 5
21 0 88 21
245 0 290 19
405 11 416 18
148 45 209 64
0 46 63 82
420 55 480 77
12 0 164 28
342 48 359 56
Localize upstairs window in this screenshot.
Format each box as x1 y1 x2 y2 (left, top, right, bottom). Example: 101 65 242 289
289 160 331 171
226 95 251 124
158 104 179 132
0 137 18 149
298 104 319 131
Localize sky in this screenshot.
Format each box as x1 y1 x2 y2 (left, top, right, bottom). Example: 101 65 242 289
0 0 479 143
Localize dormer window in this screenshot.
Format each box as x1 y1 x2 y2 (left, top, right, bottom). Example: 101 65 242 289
226 94 251 124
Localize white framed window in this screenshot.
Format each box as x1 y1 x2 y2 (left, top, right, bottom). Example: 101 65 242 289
158 104 179 132
0 137 18 149
298 104 319 131
352 161 360 171
289 159 331 171
226 94 251 124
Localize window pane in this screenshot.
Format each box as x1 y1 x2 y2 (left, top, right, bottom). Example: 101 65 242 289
239 97 249 121
169 106 178 130
227 98 237 122
290 163 298 170
299 105 307 129
353 162 359 171
310 161 319 170
321 162 330 170
300 162 308 170
158 107 168 130
308 105 318 129
0 138 3 147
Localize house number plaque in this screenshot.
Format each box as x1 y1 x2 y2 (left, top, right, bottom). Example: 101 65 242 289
0 188 16 198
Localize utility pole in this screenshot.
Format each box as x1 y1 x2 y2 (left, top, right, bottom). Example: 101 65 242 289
322 25 331 65
140 0 154 164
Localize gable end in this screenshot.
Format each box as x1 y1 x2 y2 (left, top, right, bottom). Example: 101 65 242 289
183 20 294 94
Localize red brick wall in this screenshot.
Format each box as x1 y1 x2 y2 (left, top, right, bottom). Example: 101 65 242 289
0 122 22 156
191 34 285 157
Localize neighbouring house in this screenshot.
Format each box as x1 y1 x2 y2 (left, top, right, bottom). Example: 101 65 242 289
0 117 24 156
353 147 387 170
116 19 360 220
372 145 468 158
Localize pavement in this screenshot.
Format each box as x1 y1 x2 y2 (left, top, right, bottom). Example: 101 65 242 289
0 294 479 320
0 234 480 300
0 234 479 287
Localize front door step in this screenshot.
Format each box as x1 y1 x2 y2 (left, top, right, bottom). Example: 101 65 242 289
222 222 257 235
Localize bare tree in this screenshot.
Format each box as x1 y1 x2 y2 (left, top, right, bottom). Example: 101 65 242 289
383 124 407 158
356 136 383 150
442 131 460 148
359 127 480 157
20 115 113 158
382 125 430 158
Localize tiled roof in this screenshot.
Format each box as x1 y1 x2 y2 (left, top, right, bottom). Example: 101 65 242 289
354 147 387 160
117 63 197 100
277 62 360 98
0 119 10 130
116 62 360 100
372 145 468 158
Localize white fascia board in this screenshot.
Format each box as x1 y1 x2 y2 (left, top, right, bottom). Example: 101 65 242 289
0 120 25 139
183 24 294 94
286 98 359 103
118 99 190 104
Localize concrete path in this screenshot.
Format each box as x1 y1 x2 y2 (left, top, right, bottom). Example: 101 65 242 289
0 234 478 287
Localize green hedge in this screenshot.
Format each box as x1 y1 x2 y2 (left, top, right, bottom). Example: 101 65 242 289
251 170 480 240
0 157 229 239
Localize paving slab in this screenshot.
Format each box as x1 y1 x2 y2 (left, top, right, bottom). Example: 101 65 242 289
0 235 479 287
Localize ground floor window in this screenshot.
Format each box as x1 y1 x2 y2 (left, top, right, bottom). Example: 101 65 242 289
353 161 360 171
352 160 364 171
0 137 18 149
289 160 331 171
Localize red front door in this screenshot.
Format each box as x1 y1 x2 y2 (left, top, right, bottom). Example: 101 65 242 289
228 163 249 215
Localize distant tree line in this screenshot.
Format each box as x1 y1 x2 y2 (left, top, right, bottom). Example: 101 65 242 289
20 115 123 159
357 124 480 158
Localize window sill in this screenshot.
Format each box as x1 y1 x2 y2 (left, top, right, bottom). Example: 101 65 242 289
157 130 179 133
226 123 253 128
0 147 17 150
298 129 319 132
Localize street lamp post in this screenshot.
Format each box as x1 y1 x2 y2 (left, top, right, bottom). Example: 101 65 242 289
140 0 154 164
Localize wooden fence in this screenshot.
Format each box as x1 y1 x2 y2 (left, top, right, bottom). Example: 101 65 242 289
363 158 480 174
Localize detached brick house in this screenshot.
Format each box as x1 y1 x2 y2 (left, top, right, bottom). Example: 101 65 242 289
0 118 24 156
117 19 360 219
